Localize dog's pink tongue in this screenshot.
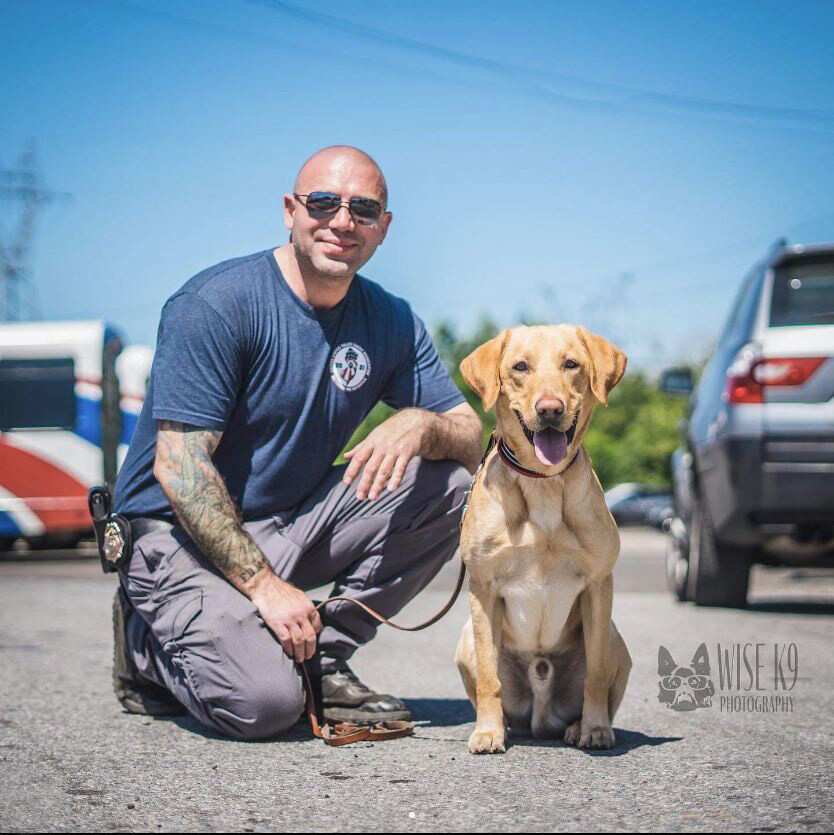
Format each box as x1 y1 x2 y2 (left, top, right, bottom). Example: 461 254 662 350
533 427 568 466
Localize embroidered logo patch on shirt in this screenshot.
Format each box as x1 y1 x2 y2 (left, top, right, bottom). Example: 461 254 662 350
330 342 371 392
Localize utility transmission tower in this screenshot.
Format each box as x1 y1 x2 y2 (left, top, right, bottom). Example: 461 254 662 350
0 141 70 321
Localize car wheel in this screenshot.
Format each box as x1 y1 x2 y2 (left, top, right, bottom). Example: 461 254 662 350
687 493 750 607
665 533 689 601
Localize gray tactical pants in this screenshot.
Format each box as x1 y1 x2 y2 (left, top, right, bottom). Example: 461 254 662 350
119 457 469 741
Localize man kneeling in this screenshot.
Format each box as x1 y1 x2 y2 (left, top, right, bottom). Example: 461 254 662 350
112 146 481 740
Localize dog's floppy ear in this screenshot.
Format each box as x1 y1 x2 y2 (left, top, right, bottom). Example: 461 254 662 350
460 330 509 411
577 326 627 406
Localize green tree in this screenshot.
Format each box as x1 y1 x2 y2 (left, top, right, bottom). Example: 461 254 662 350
435 316 500 445
583 373 685 488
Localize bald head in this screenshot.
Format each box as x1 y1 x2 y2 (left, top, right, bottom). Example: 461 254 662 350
294 145 388 208
283 145 393 284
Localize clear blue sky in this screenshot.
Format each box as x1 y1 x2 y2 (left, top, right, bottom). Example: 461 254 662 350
3 0 833 371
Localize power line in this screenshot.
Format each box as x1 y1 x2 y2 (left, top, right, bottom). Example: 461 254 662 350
246 0 834 135
96 0 834 136
87 0 465 93
84 0 300 54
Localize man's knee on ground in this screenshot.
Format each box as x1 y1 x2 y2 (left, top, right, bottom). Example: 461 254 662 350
209 672 305 742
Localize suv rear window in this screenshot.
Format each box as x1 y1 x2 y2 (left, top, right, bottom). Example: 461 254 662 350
770 259 834 327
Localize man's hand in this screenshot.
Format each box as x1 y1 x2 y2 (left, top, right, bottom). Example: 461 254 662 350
343 403 482 500
343 408 428 500
245 570 323 663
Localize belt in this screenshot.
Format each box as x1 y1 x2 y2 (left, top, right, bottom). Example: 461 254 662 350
129 517 174 541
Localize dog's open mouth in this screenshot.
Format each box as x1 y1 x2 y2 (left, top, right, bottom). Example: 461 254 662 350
515 411 578 467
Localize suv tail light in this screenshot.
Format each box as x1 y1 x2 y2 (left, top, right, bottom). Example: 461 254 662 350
725 348 825 404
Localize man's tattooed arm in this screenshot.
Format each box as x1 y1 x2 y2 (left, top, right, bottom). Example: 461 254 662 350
154 420 322 661
153 420 270 591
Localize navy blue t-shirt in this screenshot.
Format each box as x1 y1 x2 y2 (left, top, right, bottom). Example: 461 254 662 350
115 248 465 520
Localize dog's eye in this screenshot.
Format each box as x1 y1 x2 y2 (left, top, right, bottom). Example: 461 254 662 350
512 361 529 373
564 359 579 370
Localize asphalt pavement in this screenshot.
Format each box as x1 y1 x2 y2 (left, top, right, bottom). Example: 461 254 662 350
1 528 833 832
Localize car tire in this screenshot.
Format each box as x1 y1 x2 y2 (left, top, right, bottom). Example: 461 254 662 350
687 493 750 608
665 533 690 601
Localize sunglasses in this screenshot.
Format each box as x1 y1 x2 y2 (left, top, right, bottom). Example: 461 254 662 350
294 192 384 225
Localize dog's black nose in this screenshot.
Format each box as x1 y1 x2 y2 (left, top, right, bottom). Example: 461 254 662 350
535 397 564 420
535 660 550 679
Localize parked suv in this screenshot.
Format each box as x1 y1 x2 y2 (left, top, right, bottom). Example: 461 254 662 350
661 240 834 606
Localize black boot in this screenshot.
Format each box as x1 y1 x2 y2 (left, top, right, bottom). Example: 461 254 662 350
312 665 411 724
112 587 185 717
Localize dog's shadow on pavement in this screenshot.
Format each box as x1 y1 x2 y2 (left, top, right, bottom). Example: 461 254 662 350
408 698 476 727
507 728 682 757
143 706 681 755
404 701 683 757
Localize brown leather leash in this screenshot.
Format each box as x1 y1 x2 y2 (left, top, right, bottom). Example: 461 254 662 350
301 557 468 746
302 433 533 746
301 432 586 744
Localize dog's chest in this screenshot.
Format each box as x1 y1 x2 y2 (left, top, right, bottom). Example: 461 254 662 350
523 494 563 535
466 472 591 652
499 568 585 653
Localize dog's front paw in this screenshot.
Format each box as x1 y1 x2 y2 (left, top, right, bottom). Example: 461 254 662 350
468 726 506 754
578 722 615 749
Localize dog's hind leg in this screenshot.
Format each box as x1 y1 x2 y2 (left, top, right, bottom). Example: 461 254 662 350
607 626 632 722
455 618 477 707
564 624 629 746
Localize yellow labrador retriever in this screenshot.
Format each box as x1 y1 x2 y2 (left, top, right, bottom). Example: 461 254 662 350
455 324 632 753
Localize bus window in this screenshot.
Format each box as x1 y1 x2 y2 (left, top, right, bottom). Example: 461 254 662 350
0 357 76 430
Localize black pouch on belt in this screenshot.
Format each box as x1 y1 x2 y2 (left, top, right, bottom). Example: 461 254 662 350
88 485 133 574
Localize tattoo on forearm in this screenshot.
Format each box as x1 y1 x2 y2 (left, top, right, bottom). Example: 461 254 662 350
155 420 269 588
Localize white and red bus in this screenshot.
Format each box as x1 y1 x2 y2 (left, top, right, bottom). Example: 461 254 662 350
0 321 152 549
